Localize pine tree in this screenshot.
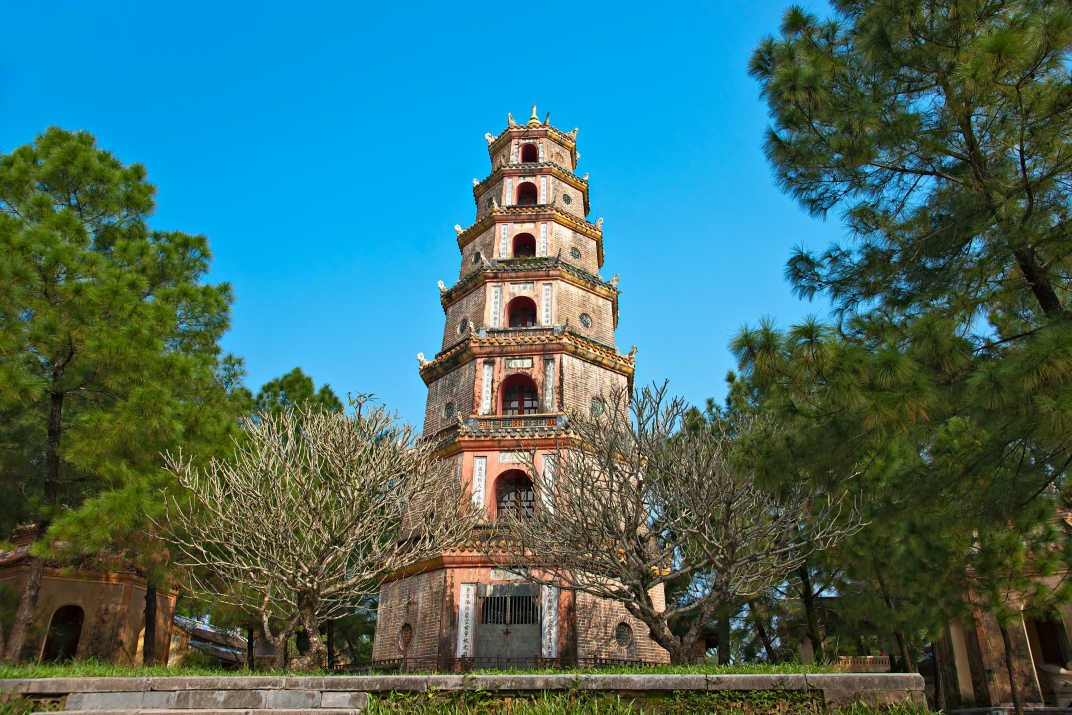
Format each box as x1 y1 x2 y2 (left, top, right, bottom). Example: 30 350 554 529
0 127 242 662
255 367 343 414
743 1 1072 687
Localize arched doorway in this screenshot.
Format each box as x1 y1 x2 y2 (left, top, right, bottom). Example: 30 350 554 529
516 182 538 206
41 605 84 662
495 470 536 521
512 233 536 257
506 296 538 327
500 373 539 414
520 143 538 163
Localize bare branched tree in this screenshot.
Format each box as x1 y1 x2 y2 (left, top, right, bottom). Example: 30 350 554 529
492 383 862 665
161 397 476 670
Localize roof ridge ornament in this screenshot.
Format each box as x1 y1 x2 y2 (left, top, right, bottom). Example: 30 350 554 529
507 112 517 128
527 105 541 126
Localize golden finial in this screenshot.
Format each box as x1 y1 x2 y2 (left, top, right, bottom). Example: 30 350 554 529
527 105 541 126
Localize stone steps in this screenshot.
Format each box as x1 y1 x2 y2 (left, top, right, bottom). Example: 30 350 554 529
2 672 927 713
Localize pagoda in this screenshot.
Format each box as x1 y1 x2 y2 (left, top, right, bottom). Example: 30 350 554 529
372 108 668 668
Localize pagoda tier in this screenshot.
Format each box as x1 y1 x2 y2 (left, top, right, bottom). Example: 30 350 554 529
373 108 668 670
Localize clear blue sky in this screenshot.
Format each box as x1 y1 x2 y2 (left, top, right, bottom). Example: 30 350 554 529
2 0 840 426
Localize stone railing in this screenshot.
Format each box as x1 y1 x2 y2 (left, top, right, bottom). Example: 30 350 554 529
835 655 892 673
463 413 567 434
477 326 560 340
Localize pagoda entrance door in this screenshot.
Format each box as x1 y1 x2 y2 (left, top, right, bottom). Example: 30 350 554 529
474 583 541 666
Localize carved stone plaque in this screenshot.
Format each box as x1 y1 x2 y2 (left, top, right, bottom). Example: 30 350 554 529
490 568 526 581
541 585 559 658
457 583 476 658
510 282 534 294
505 357 532 369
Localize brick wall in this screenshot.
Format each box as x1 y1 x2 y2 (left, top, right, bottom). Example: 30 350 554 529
423 360 477 434
557 282 615 345
576 588 670 663
547 175 586 220
458 227 494 278
475 179 504 219
442 287 486 349
560 354 628 416
373 569 447 663
553 226 601 274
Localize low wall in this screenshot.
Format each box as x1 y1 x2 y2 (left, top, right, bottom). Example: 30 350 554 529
0 673 926 712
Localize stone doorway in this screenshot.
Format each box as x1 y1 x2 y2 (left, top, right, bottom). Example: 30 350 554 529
474 584 540 666
41 605 83 662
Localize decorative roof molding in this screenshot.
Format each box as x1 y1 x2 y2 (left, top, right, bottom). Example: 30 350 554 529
456 207 605 267
419 327 635 385
441 257 618 310
486 125 578 167
473 162 590 215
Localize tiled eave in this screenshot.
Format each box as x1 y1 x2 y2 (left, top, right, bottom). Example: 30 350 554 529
419 328 635 385
473 163 590 215
456 206 604 267
487 125 578 167
429 420 574 457
441 258 619 325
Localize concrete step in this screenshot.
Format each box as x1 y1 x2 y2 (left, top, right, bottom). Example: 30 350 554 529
58 690 367 712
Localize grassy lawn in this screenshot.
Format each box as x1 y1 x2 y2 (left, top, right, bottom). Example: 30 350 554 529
0 659 836 679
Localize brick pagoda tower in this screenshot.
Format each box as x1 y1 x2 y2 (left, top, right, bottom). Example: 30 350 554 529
372 108 668 669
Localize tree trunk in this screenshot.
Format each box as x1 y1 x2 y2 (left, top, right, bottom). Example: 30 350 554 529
293 606 327 671
873 566 913 672
246 625 255 671
3 557 44 663
717 605 731 665
893 629 914 673
142 584 157 666
44 390 64 506
749 600 778 663
326 620 335 670
998 620 1024 715
798 565 824 663
933 640 948 713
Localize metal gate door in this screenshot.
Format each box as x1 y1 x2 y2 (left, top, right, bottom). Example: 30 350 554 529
473 583 541 667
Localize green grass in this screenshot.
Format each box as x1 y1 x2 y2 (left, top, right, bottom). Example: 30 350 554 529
0 659 833 679
0 659 240 679
363 689 934 714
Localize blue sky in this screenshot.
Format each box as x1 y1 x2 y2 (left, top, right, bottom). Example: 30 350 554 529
2 0 839 426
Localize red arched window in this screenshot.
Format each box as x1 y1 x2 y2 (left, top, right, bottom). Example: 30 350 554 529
496 470 535 520
501 374 538 415
520 143 538 163
513 233 536 257
517 182 538 206
507 296 538 327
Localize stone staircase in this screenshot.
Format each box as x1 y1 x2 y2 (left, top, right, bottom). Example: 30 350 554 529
0 672 928 713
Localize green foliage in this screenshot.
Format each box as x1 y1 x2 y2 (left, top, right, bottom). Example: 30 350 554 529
751 0 1072 326
742 0 1072 668
255 367 343 414
0 127 254 601
0 127 247 546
